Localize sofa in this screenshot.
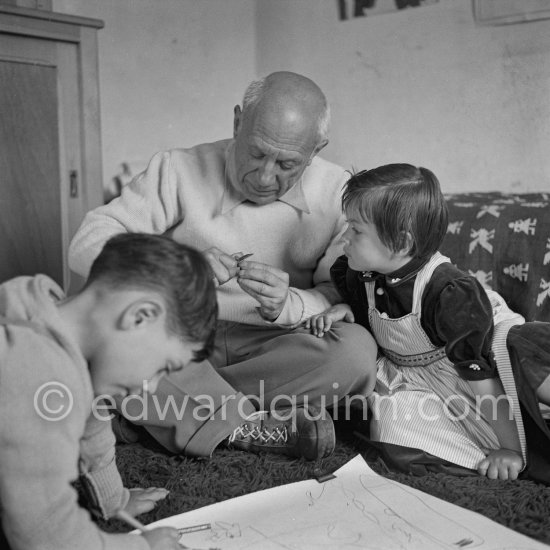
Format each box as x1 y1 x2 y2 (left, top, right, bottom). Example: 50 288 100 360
441 191 550 323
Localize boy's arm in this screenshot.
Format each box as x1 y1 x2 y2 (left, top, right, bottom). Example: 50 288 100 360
79 407 169 520
78 406 130 519
0 340 149 550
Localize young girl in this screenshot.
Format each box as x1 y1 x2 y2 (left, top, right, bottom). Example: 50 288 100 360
306 164 550 484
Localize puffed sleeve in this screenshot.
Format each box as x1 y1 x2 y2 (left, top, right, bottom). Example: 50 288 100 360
425 275 498 381
330 256 372 331
330 255 353 302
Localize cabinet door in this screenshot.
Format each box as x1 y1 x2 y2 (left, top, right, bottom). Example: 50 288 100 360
0 33 81 287
0 55 63 284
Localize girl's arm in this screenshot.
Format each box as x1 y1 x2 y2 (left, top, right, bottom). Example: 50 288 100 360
468 378 523 480
426 270 523 479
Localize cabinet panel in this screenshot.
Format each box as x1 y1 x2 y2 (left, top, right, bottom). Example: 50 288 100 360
0 6 103 290
0 58 63 283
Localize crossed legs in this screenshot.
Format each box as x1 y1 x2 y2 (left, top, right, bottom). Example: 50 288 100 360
120 321 376 456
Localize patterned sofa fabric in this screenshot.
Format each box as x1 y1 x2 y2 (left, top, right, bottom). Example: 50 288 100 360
441 192 550 323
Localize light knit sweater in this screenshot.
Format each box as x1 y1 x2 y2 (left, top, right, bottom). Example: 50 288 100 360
69 139 349 327
0 276 148 550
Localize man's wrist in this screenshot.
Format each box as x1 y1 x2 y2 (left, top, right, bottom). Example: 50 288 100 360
257 307 281 322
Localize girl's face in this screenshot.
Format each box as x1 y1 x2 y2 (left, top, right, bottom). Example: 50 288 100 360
342 216 410 274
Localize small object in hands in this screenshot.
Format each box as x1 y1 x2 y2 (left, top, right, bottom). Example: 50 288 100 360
236 252 253 263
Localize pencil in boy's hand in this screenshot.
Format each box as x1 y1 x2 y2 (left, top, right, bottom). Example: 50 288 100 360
116 509 150 532
116 510 202 549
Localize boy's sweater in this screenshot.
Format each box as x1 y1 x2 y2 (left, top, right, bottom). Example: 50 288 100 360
0 275 148 550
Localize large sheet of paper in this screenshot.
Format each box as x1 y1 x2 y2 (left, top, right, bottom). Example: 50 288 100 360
147 455 548 549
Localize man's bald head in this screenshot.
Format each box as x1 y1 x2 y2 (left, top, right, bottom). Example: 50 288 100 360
241 71 330 147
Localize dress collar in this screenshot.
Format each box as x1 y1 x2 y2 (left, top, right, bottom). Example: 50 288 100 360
221 141 310 215
358 256 429 286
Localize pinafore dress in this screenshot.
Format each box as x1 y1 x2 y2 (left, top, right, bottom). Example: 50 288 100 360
366 252 527 470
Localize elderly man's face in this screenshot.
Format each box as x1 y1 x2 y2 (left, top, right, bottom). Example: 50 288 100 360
232 104 319 205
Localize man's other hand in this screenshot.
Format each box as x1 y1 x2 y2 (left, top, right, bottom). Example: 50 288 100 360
237 260 290 321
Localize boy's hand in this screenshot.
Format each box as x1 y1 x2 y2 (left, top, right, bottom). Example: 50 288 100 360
203 247 242 286
477 448 523 481
124 487 170 517
304 304 354 337
141 527 181 549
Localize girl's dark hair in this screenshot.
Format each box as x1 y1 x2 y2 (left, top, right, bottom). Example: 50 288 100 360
342 163 448 259
86 233 217 361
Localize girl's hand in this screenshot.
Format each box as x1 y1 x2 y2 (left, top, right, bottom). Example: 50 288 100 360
477 448 523 481
124 487 170 517
304 304 355 337
141 527 181 549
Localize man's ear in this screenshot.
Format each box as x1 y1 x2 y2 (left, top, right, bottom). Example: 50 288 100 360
119 298 164 331
233 105 243 138
307 138 329 165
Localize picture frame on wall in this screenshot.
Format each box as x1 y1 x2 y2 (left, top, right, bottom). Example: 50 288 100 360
473 0 550 26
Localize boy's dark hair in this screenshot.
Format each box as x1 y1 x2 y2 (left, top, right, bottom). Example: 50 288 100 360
342 163 448 259
86 234 217 362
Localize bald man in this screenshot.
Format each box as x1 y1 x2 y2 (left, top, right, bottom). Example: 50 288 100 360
69 72 377 460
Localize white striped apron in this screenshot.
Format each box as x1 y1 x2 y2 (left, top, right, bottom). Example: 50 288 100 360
367 252 527 470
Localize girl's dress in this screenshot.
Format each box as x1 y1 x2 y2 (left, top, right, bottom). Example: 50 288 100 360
332 251 550 483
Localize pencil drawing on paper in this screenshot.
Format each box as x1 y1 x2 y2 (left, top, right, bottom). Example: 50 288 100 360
151 455 547 550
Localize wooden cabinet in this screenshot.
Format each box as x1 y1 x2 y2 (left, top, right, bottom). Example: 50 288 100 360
0 5 103 289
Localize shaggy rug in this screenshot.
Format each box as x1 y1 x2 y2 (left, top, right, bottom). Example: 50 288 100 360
98 421 550 546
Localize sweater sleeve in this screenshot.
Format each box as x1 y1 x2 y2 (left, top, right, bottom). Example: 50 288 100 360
79 409 129 520
69 151 182 277
0 329 149 550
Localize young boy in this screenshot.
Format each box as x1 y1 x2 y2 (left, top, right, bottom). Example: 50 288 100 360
0 234 218 550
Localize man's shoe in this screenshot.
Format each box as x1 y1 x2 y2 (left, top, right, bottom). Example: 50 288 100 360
227 405 335 460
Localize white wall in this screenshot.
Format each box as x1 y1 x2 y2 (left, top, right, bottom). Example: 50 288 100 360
53 0 257 190
256 0 550 193
52 0 550 194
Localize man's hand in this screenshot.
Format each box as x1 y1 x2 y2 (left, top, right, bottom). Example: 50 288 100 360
237 260 289 321
123 487 170 517
477 448 523 481
203 247 241 286
304 304 355 337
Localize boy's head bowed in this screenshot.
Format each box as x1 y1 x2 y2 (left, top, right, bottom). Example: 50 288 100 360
86 233 218 361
